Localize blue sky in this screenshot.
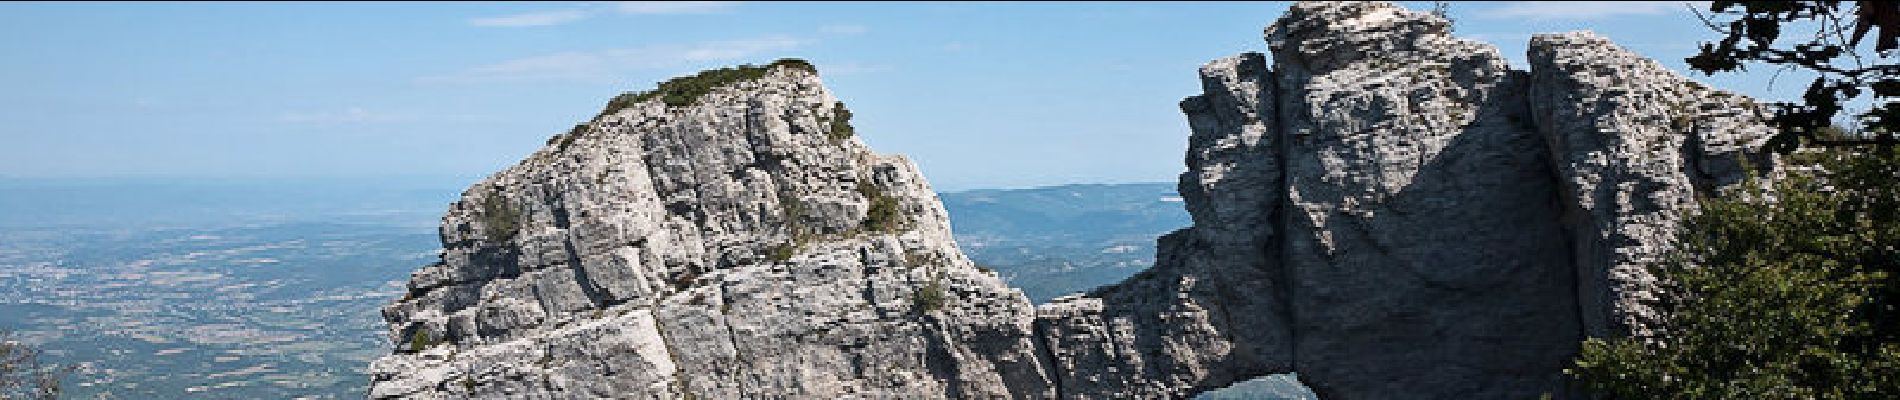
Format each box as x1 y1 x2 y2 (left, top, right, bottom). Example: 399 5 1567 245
0 1 1804 191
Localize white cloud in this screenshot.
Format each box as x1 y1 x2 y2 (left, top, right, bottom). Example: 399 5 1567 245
819 24 868 35
469 2 739 28
1478 1 1704 20
616 1 738 15
469 9 591 27
419 35 804 83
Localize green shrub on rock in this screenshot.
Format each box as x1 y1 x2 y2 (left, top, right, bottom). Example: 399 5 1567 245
595 58 820 118
408 329 437 353
913 281 947 313
766 242 797 262
479 193 520 242
546 124 585 151
858 181 904 233
828 102 855 142
1568 148 1900 399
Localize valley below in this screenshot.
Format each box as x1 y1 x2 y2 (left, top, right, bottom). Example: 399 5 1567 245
0 180 1306 399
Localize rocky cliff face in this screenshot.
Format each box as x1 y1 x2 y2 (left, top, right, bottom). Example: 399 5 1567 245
368 64 1053 398
371 2 1776 399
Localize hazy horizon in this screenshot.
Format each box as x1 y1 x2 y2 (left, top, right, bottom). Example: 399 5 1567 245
1 1 1818 192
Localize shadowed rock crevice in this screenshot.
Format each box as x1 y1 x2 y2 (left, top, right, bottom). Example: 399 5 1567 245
1527 31 1779 342
371 63 1055 399
371 2 1778 399
1027 2 1774 399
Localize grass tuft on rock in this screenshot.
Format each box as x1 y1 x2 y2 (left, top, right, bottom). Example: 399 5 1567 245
596 58 819 118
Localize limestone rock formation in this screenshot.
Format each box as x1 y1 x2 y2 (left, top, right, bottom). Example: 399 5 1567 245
1528 32 1779 341
371 2 1778 399
1032 52 1291 398
1269 2 1579 398
369 64 1053 399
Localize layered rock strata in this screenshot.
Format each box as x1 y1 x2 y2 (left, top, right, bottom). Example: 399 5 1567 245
369 66 1053 398
371 2 1776 399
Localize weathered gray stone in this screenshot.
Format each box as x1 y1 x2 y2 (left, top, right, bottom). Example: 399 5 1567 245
1029 52 1292 399
370 65 1052 399
372 2 1780 399
1527 31 1778 340
1031 2 1772 399
1267 2 1579 398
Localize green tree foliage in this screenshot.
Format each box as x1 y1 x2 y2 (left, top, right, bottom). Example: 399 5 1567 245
858 181 904 233
408 329 438 353
480 193 519 242
828 102 856 142
596 58 818 118
1568 147 1900 399
0 331 64 400
913 281 947 313
1687 1 1900 152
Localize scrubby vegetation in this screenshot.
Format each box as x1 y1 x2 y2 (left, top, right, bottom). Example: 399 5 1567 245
903 250 934 269
858 181 904 233
547 124 585 151
408 329 438 353
479 193 520 242
1568 147 1900 399
780 195 806 232
764 194 815 262
827 102 856 142
766 242 797 262
913 281 947 313
596 58 819 118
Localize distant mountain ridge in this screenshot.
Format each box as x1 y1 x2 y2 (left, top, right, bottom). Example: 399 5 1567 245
939 183 1190 303
0 177 460 229
941 182 1185 239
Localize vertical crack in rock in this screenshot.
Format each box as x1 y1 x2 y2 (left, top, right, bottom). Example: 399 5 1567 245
371 63 1052 399
1019 2 1777 399
1263 2 1578 398
1029 318 1067 399
371 2 1781 399
1028 49 1292 399
1268 44 1300 384
1527 31 1778 342
712 280 751 398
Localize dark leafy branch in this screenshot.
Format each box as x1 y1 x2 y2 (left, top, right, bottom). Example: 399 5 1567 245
1687 1 1900 153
